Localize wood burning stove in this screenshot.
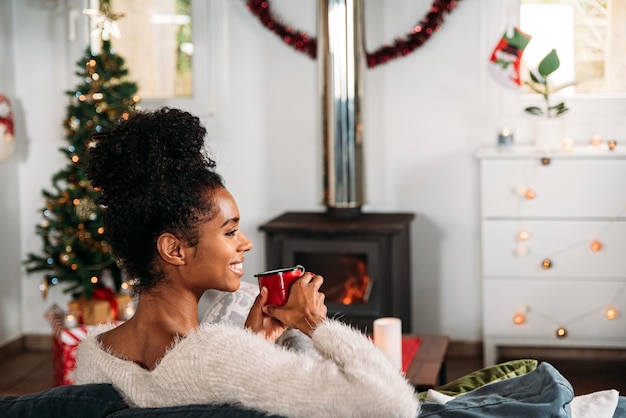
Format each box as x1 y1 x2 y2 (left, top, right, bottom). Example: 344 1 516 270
259 212 414 333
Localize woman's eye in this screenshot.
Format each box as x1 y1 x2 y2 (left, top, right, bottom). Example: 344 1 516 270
225 229 238 237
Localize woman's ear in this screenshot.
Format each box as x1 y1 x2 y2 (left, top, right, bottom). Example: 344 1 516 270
157 232 185 266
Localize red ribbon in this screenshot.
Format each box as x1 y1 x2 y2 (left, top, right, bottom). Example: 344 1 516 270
92 287 118 320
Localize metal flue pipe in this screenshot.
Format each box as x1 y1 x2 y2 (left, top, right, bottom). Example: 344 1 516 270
318 0 365 217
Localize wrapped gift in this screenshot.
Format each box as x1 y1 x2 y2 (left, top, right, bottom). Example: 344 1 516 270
46 303 123 385
68 290 134 325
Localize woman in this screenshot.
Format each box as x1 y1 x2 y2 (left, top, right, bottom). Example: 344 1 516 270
75 107 420 418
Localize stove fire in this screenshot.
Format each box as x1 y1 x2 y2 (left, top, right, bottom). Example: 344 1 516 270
259 212 413 333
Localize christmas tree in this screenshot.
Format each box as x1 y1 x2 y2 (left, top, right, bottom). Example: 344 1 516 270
24 0 139 300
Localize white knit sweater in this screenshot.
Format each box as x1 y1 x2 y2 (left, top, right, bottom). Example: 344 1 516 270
75 319 420 417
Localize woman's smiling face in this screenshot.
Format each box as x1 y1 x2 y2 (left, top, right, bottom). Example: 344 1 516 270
183 187 253 294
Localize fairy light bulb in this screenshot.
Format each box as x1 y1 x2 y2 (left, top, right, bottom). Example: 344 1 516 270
541 258 552 270
562 138 574 153
605 307 618 320
556 327 567 338
524 189 536 200
591 134 602 146
590 240 603 252
517 230 530 241
513 313 526 325
514 184 527 197
515 244 528 256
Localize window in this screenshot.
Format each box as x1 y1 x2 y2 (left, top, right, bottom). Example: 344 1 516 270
520 0 626 95
112 0 193 99
83 0 226 121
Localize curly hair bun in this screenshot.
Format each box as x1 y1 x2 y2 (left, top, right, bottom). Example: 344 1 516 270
87 107 214 204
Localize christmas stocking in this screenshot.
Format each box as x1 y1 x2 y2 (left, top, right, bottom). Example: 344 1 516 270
0 94 15 163
488 27 531 89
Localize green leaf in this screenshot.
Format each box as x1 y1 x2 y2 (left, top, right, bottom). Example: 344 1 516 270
537 49 560 77
524 106 544 116
529 69 545 85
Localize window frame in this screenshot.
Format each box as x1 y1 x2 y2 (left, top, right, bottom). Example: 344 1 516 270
69 0 227 129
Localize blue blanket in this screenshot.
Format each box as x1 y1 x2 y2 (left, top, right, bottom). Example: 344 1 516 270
419 362 625 418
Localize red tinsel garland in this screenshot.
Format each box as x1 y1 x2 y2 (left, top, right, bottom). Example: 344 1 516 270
245 0 462 68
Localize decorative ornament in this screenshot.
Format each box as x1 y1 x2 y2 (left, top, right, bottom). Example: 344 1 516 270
0 94 15 163
556 327 567 338
76 197 98 220
244 0 463 68
39 278 48 300
83 2 124 41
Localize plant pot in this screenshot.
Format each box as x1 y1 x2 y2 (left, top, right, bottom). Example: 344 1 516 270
534 118 564 151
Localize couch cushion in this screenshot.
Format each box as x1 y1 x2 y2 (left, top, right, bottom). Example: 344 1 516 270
110 404 286 417
0 383 128 418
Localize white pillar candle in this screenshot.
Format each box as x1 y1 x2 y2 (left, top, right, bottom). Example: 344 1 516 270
373 317 402 370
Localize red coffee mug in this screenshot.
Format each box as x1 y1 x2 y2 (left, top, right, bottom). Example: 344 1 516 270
255 265 305 306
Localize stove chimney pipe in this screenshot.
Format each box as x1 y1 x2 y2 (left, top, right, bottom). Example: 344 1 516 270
318 0 365 218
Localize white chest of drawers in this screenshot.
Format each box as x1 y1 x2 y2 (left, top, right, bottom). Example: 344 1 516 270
477 145 626 366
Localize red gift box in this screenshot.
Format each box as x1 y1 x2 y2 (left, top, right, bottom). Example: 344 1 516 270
52 324 93 385
46 304 122 386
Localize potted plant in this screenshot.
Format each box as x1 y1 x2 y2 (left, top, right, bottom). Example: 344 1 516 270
523 49 577 150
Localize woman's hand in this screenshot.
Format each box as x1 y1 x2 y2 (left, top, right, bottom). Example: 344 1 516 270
262 273 327 337
245 286 287 342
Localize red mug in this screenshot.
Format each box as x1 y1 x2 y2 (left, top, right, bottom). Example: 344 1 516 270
255 265 305 306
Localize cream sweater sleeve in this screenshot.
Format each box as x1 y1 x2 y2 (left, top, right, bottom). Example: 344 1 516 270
75 319 420 418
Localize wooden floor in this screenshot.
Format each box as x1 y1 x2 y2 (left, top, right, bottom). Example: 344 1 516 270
1 347 625 398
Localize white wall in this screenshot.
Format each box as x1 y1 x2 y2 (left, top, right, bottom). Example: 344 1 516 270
3 0 625 345
0 0 22 347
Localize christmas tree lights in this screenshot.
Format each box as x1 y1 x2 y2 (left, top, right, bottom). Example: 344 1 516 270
24 0 139 299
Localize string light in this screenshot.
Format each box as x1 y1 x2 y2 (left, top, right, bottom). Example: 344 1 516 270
524 189 536 200
562 138 574 153
608 139 617 151
605 307 618 320
517 230 530 241
513 312 526 325
513 305 528 325
590 240 603 252
591 134 602 146
556 327 567 338
514 184 527 197
515 244 528 256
